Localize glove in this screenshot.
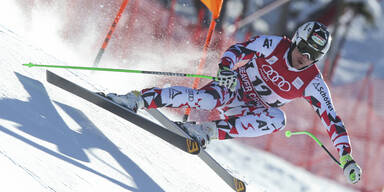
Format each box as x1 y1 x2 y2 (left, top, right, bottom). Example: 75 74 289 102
216 66 237 92
340 154 361 184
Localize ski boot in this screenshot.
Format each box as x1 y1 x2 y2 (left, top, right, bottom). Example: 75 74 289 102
179 122 218 149
106 91 144 113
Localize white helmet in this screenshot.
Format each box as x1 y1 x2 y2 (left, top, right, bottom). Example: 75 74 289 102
292 21 332 61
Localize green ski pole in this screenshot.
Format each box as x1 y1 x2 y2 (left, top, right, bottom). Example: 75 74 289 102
285 130 342 167
23 63 216 80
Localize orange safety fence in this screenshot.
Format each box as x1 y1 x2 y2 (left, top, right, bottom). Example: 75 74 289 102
183 0 223 121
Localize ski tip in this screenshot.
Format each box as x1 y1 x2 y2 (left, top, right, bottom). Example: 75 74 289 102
234 178 246 192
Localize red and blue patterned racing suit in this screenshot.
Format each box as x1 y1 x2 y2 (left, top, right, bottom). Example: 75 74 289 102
140 35 351 157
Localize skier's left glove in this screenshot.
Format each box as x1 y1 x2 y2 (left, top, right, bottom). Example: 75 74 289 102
340 154 361 184
216 66 237 92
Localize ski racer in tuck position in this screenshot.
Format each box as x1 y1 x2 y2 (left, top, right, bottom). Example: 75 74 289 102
107 21 361 184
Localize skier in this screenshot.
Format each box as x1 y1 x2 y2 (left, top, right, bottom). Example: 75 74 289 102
107 21 361 184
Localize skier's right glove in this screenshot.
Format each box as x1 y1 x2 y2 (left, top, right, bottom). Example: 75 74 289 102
216 66 237 92
340 154 361 184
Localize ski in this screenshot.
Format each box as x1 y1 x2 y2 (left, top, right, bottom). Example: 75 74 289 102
146 109 246 192
46 70 245 191
46 70 200 155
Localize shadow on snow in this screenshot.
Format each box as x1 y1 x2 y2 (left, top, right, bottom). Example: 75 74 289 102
0 72 164 192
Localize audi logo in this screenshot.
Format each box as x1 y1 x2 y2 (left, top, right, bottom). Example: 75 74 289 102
261 65 291 91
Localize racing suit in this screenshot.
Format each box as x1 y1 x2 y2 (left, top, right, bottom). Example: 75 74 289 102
140 35 351 156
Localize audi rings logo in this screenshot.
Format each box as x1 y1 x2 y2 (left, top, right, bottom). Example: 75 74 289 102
261 65 291 91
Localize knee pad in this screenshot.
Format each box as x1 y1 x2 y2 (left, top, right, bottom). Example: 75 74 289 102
267 107 286 131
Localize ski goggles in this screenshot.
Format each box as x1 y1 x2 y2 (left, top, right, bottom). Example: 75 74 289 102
296 40 324 61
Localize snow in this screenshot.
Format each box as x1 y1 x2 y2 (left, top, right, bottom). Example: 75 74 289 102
0 1 358 192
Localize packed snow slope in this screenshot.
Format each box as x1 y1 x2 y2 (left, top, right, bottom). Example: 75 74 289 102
0 14 357 192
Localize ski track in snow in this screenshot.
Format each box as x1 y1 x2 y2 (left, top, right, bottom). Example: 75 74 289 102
0 149 56 192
